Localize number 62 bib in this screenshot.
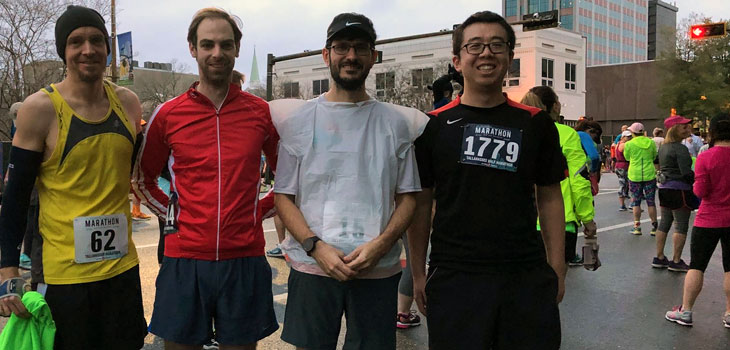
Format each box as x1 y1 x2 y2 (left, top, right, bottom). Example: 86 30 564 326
73 213 129 264
460 123 523 172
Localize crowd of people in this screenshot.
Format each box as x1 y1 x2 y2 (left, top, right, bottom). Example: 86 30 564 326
0 5 728 350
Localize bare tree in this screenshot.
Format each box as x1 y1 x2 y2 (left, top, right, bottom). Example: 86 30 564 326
134 60 194 117
370 59 452 112
0 0 65 110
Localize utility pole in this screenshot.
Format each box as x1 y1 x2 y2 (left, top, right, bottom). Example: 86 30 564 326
110 0 118 83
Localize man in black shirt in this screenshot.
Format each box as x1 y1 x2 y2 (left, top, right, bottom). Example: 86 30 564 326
408 11 567 350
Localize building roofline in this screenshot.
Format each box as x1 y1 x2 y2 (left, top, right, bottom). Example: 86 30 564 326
271 30 454 64
587 59 656 68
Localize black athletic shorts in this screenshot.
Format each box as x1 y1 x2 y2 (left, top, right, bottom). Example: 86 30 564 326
426 263 561 350
281 268 400 350
689 226 730 272
43 265 147 350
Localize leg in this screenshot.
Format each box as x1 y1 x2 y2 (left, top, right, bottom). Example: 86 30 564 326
644 180 658 231
565 230 578 263
280 269 343 350
343 274 400 350
682 270 704 311
426 267 497 350
671 208 691 262
398 234 415 315
215 257 278 347
150 258 215 347
628 181 642 229
496 263 561 350
684 226 722 310
655 205 674 259
724 272 730 314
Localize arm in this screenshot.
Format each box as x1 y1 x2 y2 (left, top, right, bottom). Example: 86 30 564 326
675 146 695 183
536 183 566 303
259 107 280 219
563 131 595 233
407 188 433 315
131 105 170 219
344 192 416 274
693 155 710 199
0 92 53 318
275 193 356 281
115 86 142 133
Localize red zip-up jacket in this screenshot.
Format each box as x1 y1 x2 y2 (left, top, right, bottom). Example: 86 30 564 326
132 83 278 260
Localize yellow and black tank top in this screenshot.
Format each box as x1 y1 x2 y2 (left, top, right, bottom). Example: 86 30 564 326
37 81 138 285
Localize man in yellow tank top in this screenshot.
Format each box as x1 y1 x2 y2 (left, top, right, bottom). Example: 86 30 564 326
0 6 147 350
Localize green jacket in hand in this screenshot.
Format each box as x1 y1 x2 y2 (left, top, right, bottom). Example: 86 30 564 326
0 291 56 350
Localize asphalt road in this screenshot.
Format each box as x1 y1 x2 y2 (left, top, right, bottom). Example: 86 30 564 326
3 172 729 349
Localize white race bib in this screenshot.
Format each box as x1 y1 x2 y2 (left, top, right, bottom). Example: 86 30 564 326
73 213 128 263
460 123 523 172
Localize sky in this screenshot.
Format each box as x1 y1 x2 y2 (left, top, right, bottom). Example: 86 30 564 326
115 0 729 90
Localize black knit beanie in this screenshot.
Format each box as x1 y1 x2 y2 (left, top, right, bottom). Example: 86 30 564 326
55 5 111 63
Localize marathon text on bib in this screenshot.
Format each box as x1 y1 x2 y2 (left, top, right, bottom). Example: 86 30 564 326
460 123 523 172
73 213 128 263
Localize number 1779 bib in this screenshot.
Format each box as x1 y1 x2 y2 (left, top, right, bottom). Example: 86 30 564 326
460 123 523 172
73 213 129 264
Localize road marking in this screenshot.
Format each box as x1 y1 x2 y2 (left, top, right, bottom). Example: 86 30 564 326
596 189 619 196
136 228 279 249
577 216 661 237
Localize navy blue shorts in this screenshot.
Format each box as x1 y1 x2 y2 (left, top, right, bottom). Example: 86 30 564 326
149 256 279 346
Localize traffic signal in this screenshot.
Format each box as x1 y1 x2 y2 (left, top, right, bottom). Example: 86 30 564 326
689 22 727 39
522 10 559 32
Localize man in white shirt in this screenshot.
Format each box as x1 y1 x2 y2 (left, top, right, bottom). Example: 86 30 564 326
271 12 428 350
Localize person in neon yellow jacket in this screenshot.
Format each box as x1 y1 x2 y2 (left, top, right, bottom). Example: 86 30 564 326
523 87 597 265
623 122 659 235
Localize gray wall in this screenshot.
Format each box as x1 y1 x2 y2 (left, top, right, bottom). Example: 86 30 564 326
586 60 665 140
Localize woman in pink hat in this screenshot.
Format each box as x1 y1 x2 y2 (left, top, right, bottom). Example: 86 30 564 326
666 113 730 328
653 115 695 272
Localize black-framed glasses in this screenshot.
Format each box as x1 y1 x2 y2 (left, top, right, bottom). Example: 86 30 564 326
462 41 509 55
328 43 373 56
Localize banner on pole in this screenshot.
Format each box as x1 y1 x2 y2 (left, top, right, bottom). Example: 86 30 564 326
118 31 133 85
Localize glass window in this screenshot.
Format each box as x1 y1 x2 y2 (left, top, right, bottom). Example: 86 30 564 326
411 68 433 93
312 79 329 96
282 82 299 98
560 15 573 30
376 72 395 99
560 0 573 8
541 58 554 87
564 63 576 90
505 0 518 16
504 58 520 87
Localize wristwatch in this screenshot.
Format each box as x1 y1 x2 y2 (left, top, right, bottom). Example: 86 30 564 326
302 236 321 256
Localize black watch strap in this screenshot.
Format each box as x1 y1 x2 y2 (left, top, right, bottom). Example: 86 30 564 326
303 236 321 256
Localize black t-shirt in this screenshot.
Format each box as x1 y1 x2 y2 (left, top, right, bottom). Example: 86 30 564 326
415 96 566 272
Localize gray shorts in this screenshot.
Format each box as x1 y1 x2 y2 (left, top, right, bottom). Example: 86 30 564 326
281 268 400 350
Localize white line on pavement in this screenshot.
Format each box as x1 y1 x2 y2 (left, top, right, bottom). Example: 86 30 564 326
577 216 661 237
136 228 279 249
273 293 288 304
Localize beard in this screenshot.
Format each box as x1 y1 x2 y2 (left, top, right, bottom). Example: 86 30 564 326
329 57 370 91
200 59 234 87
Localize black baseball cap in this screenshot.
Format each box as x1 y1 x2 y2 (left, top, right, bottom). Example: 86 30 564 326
326 13 376 45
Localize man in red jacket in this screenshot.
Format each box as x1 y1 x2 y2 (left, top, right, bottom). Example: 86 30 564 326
132 8 278 350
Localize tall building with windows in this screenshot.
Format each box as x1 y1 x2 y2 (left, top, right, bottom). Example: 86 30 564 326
503 0 649 65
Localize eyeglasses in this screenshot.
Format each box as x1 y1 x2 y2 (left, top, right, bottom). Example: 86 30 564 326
328 43 373 56
462 41 509 55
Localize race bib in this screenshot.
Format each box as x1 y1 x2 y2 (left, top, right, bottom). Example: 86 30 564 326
460 123 523 172
73 213 128 263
